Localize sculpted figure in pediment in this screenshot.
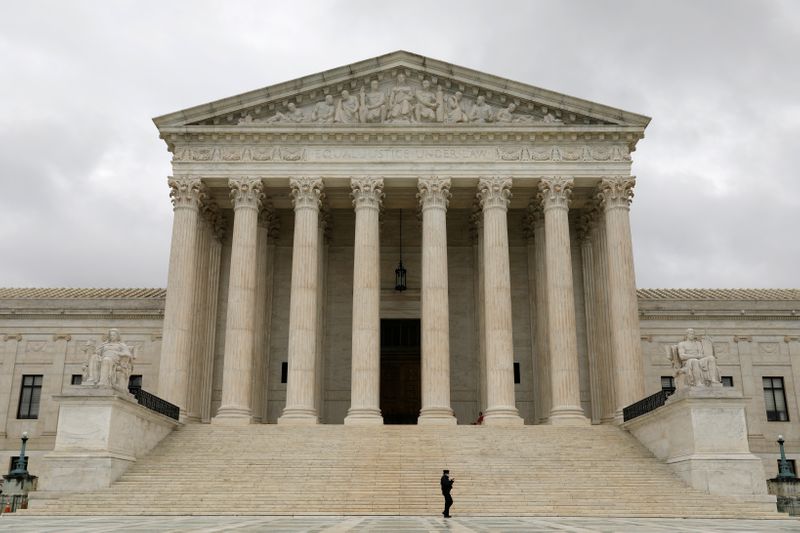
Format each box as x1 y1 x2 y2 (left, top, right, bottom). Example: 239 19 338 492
414 80 442 123
265 102 307 123
387 73 415 123
444 91 468 124
312 94 336 123
542 112 563 124
360 80 387 123
469 95 495 123
495 103 536 124
335 90 360 124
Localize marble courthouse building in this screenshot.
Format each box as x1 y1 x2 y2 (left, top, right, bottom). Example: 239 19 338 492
1 52 799 482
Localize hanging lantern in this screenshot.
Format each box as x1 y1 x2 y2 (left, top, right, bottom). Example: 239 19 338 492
395 210 407 291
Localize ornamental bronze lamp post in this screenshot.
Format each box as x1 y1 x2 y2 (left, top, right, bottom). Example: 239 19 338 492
9 431 29 476
394 210 407 291
777 434 796 480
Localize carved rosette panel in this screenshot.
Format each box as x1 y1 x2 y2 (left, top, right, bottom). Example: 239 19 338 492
229 177 265 210
597 176 636 211
477 176 513 212
168 176 206 210
416 176 452 210
350 177 385 210
538 176 574 211
289 176 325 210
523 199 544 241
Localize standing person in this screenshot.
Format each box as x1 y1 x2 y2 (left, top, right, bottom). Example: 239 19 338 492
440 469 454 518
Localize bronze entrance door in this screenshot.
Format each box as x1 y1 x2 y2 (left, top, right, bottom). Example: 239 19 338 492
380 319 421 424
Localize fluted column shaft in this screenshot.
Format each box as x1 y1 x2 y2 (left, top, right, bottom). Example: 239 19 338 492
591 214 616 423
417 177 456 425
478 177 523 426
345 177 384 425
250 207 272 423
539 177 589 425
186 207 212 422
578 214 602 424
200 214 224 423
279 177 324 424
470 207 487 412
599 177 645 421
532 208 551 424
214 177 264 424
160 177 205 416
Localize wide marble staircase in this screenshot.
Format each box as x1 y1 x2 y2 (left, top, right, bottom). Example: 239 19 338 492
25 424 781 517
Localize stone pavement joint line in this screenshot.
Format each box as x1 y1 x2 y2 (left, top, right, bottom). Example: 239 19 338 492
21 425 783 518
1 516 800 532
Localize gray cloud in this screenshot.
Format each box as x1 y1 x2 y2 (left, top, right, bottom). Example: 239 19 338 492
0 0 797 288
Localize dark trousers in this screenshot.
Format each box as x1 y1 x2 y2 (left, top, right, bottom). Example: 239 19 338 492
443 493 453 516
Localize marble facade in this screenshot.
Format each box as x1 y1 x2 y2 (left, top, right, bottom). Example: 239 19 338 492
1 53 798 483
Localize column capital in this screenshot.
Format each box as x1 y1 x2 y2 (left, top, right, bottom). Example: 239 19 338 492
523 198 544 241
538 176 574 211
229 177 264 210
597 176 636 211
477 176 513 211
417 176 451 210
576 208 599 243
168 176 206 210
350 177 384 210
290 176 325 210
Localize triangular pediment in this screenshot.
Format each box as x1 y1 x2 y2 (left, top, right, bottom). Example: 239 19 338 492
153 51 650 130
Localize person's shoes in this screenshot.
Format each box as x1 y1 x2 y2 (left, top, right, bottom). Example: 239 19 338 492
443 515 451 518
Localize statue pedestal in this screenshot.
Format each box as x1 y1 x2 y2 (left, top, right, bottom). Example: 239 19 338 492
623 387 775 509
32 388 180 503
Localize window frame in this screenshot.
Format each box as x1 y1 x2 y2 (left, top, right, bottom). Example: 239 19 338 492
763 376 790 422
17 374 44 420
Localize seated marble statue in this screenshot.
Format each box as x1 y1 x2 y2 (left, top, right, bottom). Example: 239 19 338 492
82 328 136 391
311 95 336 123
265 102 306 123
666 328 721 389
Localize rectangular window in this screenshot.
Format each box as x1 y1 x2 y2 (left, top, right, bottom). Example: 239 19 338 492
71 374 83 385
281 362 288 384
763 377 790 422
513 362 521 384
17 374 43 419
778 459 797 477
721 376 734 387
660 376 675 393
128 374 142 390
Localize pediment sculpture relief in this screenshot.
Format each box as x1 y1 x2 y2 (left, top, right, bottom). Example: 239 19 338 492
236 76 566 126
81 328 136 392
666 328 722 390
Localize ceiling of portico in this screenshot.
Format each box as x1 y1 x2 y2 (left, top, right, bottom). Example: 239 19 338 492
153 51 650 133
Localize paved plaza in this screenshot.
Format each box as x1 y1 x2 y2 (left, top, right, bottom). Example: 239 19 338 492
0 516 797 532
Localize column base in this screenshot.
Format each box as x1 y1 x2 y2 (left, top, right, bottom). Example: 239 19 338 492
344 408 383 426
483 407 524 426
212 406 253 426
418 407 457 425
549 406 590 426
278 407 319 425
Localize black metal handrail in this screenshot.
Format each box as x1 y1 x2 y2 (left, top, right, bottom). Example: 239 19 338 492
622 388 674 422
128 387 180 421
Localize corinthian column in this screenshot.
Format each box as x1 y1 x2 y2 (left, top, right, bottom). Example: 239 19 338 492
477 177 523 426
417 176 456 425
577 212 601 424
250 206 273 423
279 177 324 425
539 177 588 425
345 177 384 425
531 203 551 424
213 177 263 424
591 211 616 423
598 176 644 421
160 176 205 416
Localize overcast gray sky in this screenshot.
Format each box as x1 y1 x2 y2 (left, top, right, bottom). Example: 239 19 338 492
1 0 797 289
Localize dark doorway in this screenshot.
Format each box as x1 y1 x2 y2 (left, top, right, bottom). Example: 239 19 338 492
380 319 421 424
